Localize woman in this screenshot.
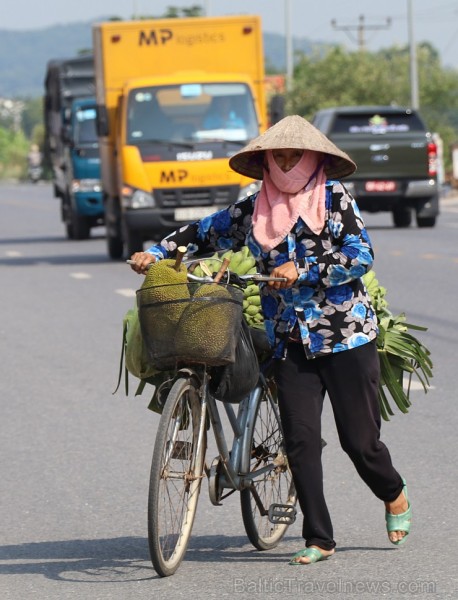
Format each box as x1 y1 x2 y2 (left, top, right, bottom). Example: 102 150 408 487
130 115 412 565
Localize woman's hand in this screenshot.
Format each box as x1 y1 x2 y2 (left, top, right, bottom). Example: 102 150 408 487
130 251 156 274
268 261 299 290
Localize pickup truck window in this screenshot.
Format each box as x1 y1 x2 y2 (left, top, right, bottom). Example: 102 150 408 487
331 113 425 135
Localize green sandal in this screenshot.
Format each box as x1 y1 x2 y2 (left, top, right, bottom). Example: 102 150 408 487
289 547 332 565
385 478 412 545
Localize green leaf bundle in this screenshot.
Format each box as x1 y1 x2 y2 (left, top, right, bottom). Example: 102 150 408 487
362 270 433 420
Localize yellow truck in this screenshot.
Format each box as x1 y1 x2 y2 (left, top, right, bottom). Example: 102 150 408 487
93 15 268 259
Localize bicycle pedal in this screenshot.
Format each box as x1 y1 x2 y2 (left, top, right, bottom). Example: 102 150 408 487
169 441 192 460
268 503 297 525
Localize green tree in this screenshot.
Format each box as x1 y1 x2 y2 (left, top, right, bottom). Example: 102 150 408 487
0 126 29 179
163 5 203 18
21 97 44 139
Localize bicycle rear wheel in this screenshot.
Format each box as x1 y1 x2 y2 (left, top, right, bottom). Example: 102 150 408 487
240 380 296 550
148 375 205 577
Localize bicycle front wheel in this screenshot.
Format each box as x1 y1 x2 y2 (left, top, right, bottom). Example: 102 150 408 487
148 375 205 577
241 380 296 550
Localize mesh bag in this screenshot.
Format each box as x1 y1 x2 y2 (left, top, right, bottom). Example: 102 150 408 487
209 319 260 404
137 282 243 370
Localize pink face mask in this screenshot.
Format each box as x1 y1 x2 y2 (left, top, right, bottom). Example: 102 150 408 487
252 150 327 251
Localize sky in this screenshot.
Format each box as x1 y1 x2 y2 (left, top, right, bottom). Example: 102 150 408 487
3 0 458 68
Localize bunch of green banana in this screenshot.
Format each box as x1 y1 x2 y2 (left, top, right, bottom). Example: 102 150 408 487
242 283 264 328
190 246 262 326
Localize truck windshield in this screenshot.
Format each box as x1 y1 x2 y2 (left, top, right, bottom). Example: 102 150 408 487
331 112 426 135
74 108 98 146
126 83 259 145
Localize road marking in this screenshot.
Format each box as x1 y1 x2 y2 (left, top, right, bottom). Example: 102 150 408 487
403 378 434 391
5 250 22 257
70 272 92 279
116 288 136 298
420 253 441 260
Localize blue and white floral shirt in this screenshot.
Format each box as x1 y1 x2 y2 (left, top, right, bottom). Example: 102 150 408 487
145 181 378 360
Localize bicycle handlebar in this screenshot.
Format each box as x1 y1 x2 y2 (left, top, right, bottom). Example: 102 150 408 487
125 259 287 284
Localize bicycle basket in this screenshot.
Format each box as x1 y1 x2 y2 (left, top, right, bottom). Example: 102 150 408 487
137 282 244 370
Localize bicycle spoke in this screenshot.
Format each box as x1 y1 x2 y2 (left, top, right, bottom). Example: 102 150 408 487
241 385 296 549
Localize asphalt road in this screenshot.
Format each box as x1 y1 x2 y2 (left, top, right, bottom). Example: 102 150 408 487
1 182 457 599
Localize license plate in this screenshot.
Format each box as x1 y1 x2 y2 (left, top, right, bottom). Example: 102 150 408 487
174 206 217 221
365 181 397 192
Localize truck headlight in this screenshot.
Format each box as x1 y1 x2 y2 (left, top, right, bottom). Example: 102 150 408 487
238 180 261 200
72 179 102 193
121 185 156 209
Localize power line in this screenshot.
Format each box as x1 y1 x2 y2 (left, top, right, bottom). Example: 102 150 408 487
331 14 392 51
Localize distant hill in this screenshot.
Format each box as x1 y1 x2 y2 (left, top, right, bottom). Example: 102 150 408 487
0 18 327 98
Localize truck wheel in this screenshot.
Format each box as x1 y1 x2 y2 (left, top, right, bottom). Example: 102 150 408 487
125 229 144 257
107 234 124 260
416 215 436 228
68 211 91 240
66 222 75 240
392 207 412 228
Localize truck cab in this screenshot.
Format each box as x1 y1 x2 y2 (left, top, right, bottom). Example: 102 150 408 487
60 98 104 239
112 77 261 256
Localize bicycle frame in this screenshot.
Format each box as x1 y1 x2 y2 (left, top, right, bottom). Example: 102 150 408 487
191 367 281 499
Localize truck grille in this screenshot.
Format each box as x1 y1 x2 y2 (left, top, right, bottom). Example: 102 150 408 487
155 186 239 208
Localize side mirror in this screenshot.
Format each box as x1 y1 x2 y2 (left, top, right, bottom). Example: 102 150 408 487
269 95 285 125
61 124 73 145
96 105 109 137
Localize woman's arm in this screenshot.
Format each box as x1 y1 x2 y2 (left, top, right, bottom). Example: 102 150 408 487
130 195 255 272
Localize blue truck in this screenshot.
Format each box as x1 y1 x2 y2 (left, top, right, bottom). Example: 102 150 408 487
43 56 104 239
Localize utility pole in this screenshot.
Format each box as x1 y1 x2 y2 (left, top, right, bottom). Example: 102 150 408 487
285 0 293 92
331 15 391 51
407 0 419 109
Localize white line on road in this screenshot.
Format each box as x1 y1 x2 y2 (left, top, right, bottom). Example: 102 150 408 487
403 378 434 391
70 272 92 279
5 250 22 257
115 288 136 298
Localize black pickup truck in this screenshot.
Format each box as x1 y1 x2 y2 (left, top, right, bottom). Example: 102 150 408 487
312 106 439 227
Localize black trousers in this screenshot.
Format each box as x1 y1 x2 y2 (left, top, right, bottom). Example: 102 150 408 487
274 340 403 550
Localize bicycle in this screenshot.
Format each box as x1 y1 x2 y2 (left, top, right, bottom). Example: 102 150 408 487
132 253 297 577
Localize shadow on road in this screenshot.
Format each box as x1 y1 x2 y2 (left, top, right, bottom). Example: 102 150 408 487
0 534 394 582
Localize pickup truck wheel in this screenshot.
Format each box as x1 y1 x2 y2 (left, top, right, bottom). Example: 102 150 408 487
392 207 412 228
107 234 124 260
416 215 436 228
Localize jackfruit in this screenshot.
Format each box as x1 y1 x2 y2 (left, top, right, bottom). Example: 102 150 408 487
141 258 188 290
137 258 190 365
185 247 265 328
175 283 241 365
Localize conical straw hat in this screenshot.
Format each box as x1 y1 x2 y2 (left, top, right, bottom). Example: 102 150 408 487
229 114 356 180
